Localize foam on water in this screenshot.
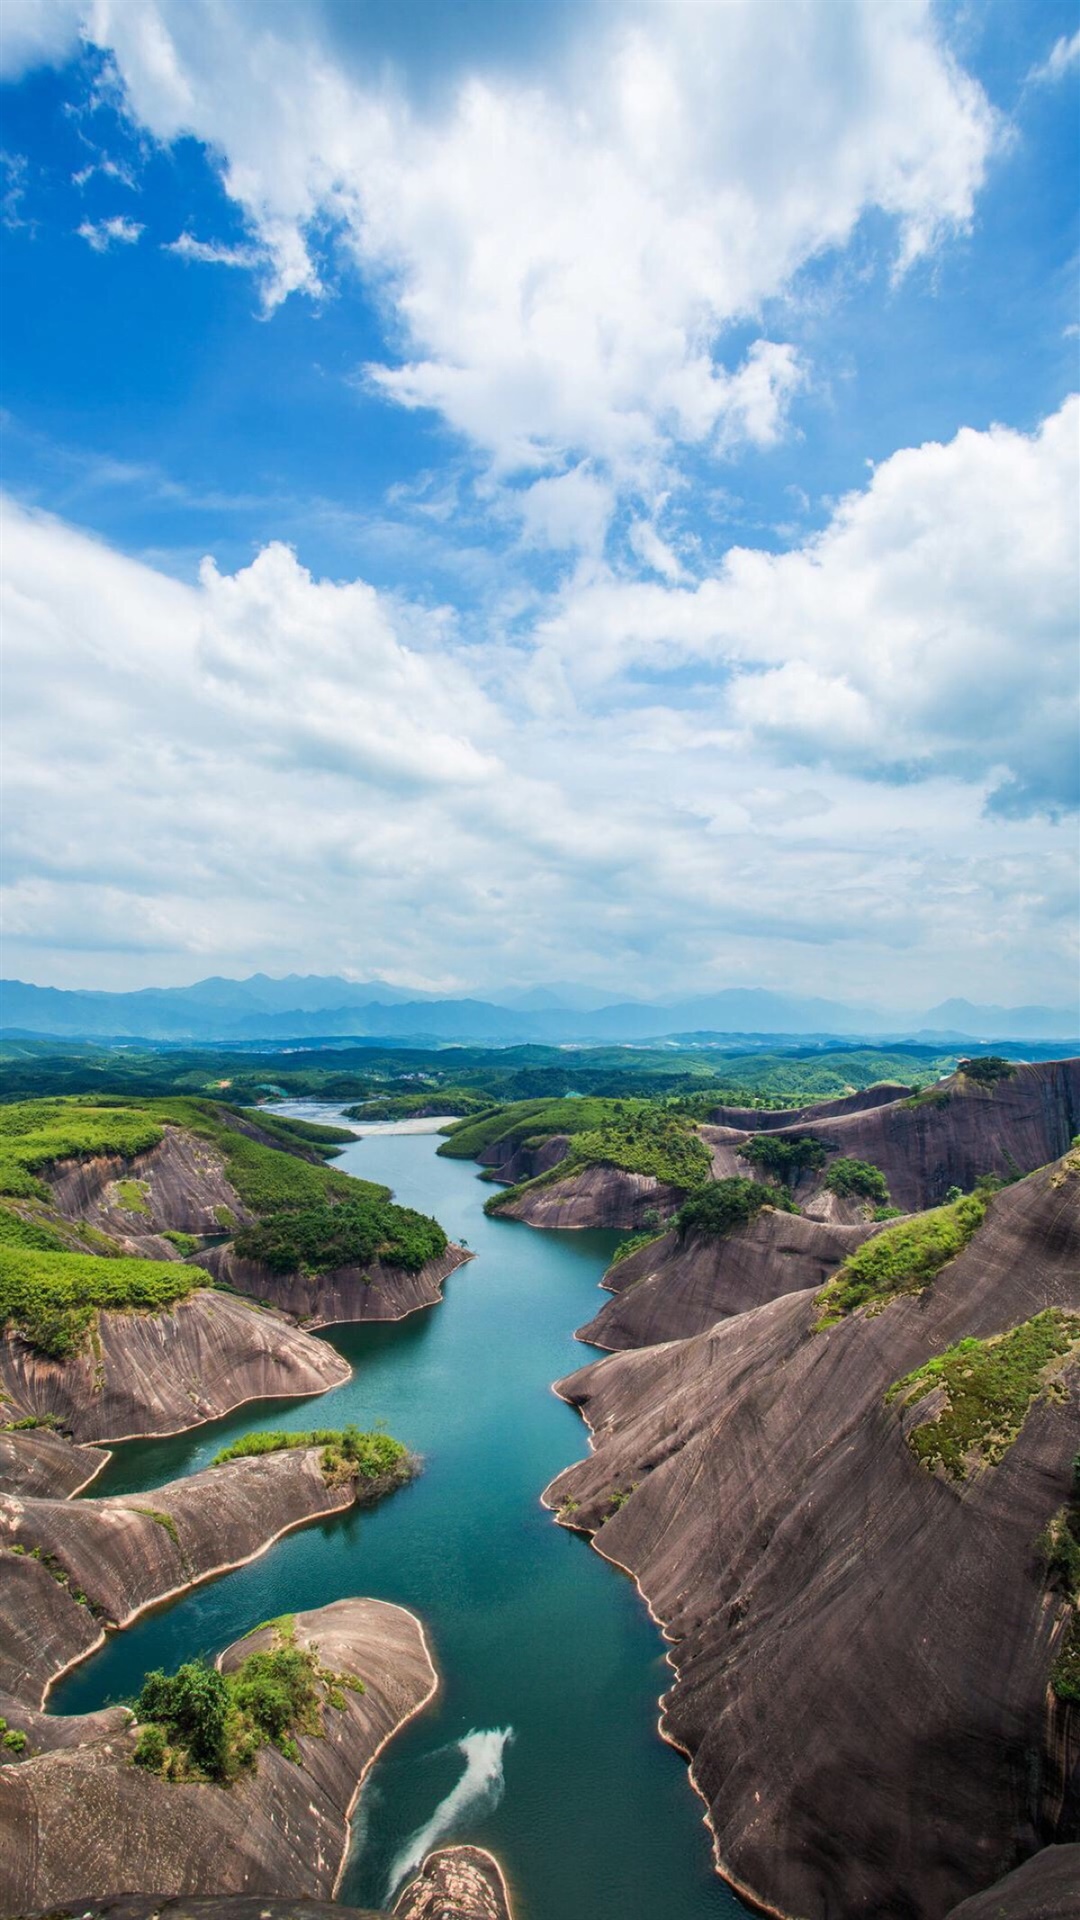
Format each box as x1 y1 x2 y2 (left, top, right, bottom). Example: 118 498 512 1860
384 1727 513 1902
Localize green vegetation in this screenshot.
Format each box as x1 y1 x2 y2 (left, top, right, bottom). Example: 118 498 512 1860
739 1133 832 1186
438 1097 618 1161
872 1204 903 1221
469 1098 713 1215
823 1157 891 1203
344 1088 489 1122
1040 1457 1080 1703
0 1718 28 1757
0 1206 72 1253
887 1313 1080 1480
675 1176 796 1240
211 1424 410 1488
115 1179 151 1215
127 1505 180 1546
609 1230 663 1266
0 1102 166 1200
132 1630 364 1782
0 1248 203 1358
958 1056 1017 1087
815 1193 986 1329
902 1084 952 1110
162 1230 199 1255
233 1196 446 1276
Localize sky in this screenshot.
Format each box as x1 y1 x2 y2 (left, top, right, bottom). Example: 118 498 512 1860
1 0 1077 1011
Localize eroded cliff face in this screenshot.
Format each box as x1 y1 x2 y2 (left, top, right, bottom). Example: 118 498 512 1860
545 1155 1080 1920
580 1209 879 1349
709 1083 914 1130
195 1245 472 1327
0 1600 438 1913
943 1845 1080 1918
0 1290 350 1442
46 1126 255 1252
491 1163 684 1231
0 1447 389 1707
0 1426 108 1497
478 1133 571 1186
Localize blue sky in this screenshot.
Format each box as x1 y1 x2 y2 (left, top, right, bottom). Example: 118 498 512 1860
1 0 1077 1009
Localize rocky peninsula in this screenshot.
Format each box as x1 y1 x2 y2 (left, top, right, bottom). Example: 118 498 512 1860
545 1149 1080 1919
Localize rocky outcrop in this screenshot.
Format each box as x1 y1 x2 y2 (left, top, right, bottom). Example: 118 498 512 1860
478 1133 571 1185
0 1600 439 1913
943 1846 1080 1918
0 1425 108 1497
0 1447 400 1707
580 1209 879 1349
0 1290 349 1443
46 1126 255 1251
15 1844 516 1920
490 1163 684 1230
195 1245 472 1328
395 1846 513 1920
545 1154 1080 1920
709 1083 914 1129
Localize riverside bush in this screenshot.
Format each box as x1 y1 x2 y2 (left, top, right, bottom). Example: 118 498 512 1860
233 1196 446 1275
212 1424 409 1486
815 1193 986 1328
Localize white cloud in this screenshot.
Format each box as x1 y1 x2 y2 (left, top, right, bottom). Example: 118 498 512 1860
1028 30 1080 85
0 0 82 79
1 476 1075 1004
76 212 143 251
529 397 1080 814
165 231 262 269
27 0 997 496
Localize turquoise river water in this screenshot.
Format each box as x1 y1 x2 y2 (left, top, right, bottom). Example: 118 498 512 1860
52 1111 749 1920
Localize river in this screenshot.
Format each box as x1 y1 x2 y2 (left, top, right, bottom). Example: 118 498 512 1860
52 1110 748 1920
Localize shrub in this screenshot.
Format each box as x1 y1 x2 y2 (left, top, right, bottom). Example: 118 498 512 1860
823 1157 890 1203
815 1193 986 1328
1 1727 27 1755
211 1424 410 1487
887 1311 1080 1480
610 1230 662 1266
232 1197 446 1277
0 1248 202 1358
136 1662 230 1777
958 1056 1017 1087
739 1135 832 1185
675 1177 796 1241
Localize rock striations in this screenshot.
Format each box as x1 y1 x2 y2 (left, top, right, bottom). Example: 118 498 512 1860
195 1243 471 1329
0 1601 439 1914
545 1151 1080 1920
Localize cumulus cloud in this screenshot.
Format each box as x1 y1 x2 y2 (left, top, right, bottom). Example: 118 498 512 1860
18 0 997 496
76 212 143 251
2 470 1075 1004
530 397 1080 814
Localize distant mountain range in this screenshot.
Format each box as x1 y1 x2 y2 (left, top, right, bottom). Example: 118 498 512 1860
0 976 1075 1046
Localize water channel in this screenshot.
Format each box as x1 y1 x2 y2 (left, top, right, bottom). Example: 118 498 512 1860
53 1110 747 1920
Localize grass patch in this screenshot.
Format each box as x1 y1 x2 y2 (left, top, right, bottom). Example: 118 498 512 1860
815 1193 986 1329
823 1157 890 1203
211 1424 411 1487
0 1248 203 1358
115 1179 151 1216
609 1230 664 1266
886 1311 1080 1479
162 1230 200 1255
131 1626 365 1783
675 1176 797 1240
127 1505 180 1546
232 1197 447 1277
0 1204 72 1254
479 1101 712 1213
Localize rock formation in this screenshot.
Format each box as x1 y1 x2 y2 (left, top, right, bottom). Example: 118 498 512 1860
579 1208 879 1349
0 1425 108 1497
943 1845 1080 1918
545 1151 1080 1920
0 1289 350 1443
0 1600 439 1913
488 1162 684 1231
0 1445 406 1707
195 1245 471 1328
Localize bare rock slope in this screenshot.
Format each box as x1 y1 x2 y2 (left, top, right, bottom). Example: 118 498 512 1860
196 1244 470 1327
580 1207 879 1349
0 1289 349 1443
0 1425 108 1497
0 1446 398 1707
489 1162 684 1231
0 1600 438 1913
545 1153 1080 1920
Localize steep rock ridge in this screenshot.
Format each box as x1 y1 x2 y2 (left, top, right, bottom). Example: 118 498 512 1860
709 1083 914 1129
943 1846 1080 1917
752 1060 1080 1212
0 1600 439 1912
0 1425 108 1497
489 1161 684 1230
46 1126 254 1251
478 1133 571 1185
545 1156 1080 1920
579 1209 879 1349
195 1244 472 1327
0 1447 385 1706
0 1289 350 1442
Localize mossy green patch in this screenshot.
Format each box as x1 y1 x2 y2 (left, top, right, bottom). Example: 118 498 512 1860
115 1179 151 1216
886 1311 1080 1479
815 1193 986 1329
0 1248 202 1358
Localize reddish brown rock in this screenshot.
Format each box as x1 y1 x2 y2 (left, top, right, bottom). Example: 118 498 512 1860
195 1245 472 1328
943 1846 1080 1917
0 1290 350 1444
490 1162 683 1230
545 1154 1080 1920
0 1426 108 1497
